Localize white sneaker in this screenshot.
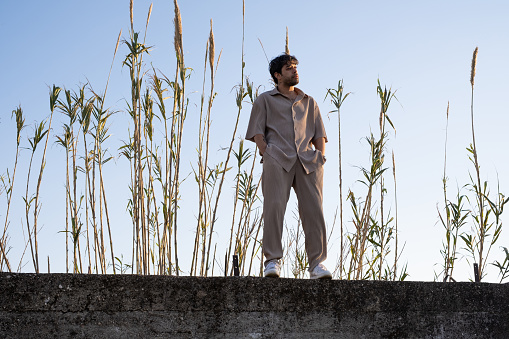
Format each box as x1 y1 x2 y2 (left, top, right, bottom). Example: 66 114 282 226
310 263 332 279
264 260 281 278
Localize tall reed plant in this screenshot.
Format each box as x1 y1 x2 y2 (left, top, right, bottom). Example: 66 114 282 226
325 80 350 278
0 106 25 272
342 80 405 281
461 47 508 281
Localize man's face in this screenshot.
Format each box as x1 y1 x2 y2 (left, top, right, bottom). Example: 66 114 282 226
276 62 299 87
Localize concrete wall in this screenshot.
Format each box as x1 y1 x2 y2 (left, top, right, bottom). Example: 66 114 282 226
1 273 508 338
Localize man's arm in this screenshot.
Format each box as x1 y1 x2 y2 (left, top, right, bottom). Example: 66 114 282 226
312 137 326 154
253 134 267 156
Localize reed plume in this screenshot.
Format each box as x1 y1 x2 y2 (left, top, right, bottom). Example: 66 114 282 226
285 27 290 55
173 0 183 58
209 20 215 77
470 47 478 87
130 0 134 31
146 4 153 30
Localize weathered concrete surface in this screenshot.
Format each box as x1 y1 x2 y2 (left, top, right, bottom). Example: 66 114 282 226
0 273 508 338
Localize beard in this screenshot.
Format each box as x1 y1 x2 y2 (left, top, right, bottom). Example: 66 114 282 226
282 75 299 87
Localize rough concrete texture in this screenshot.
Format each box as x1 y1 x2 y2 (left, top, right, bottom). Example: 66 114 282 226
1 273 508 338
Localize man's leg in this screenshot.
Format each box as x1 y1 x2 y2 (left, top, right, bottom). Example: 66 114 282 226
293 161 327 271
262 154 293 267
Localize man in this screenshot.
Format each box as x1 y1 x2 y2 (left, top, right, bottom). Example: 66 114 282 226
246 54 332 279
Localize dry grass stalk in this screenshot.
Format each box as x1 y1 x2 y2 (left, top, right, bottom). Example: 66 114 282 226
122 2 155 274
0 106 25 271
149 17 184 275
325 80 350 278
55 98 72 272
230 150 260 275
191 17 222 276
441 101 452 280
203 19 218 275
192 34 212 276
469 46 485 276
124 2 157 274
247 216 263 276
226 142 245 275
392 150 398 280
24 121 47 272
103 29 122 101
91 28 125 274
190 38 209 276
157 0 188 276
30 85 61 273
81 96 93 273
149 70 173 275
214 0 249 276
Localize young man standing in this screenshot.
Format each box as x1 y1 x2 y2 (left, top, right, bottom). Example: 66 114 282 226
246 54 332 279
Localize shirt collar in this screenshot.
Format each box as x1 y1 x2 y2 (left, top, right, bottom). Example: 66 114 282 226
269 86 308 99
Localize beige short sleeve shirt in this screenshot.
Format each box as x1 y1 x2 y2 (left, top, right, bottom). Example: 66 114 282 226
245 87 327 174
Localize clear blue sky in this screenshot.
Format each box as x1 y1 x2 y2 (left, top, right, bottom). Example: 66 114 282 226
1 0 509 281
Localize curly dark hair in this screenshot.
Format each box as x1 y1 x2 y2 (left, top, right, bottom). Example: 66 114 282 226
269 54 299 84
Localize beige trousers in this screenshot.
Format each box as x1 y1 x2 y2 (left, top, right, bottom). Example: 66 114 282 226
261 152 327 271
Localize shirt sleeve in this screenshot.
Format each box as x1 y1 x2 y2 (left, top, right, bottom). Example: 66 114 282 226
312 100 328 143
245 95 266 142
